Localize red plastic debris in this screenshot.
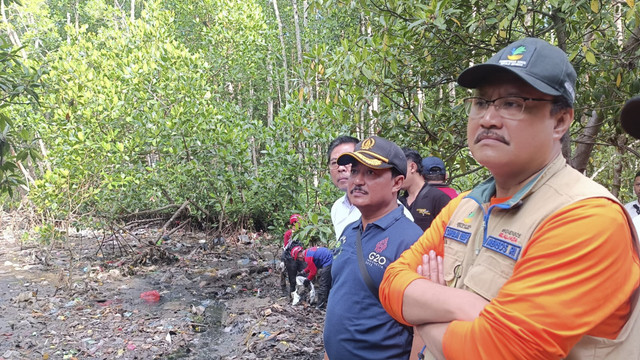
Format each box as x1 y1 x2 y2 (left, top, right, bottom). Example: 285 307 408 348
140 290 160 303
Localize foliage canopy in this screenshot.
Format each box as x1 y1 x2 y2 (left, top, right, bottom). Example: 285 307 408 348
0 0 639 245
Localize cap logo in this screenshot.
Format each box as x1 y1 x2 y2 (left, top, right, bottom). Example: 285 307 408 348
499 44 535 68
507 45 526 61
355 154 384 166
361 138 375 150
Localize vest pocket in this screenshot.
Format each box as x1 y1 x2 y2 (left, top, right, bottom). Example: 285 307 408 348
464 250 515 300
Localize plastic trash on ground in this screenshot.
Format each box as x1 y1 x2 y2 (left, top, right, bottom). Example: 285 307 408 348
140 290 160 303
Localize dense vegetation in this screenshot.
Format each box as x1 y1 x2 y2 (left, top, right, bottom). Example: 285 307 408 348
1 0 639 246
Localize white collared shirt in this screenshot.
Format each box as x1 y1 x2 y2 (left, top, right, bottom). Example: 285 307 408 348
625 200 640 218
330 194 414 241
633 215 640 240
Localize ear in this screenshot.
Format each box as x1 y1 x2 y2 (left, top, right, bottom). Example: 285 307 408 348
409 161 417 174
392 175 404 193
553 107 574 140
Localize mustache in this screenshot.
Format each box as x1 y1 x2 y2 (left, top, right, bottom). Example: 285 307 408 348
350 186 367 195
474 130 509 145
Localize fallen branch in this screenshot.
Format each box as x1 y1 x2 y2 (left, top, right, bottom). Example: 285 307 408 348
187 198 215 224
165 218 190 237
124 217 165 229
117 204 181 220
155 200 190 244
227 265 270 279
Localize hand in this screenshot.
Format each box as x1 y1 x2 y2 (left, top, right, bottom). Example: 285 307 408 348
416 250 445 285
303 279 311 287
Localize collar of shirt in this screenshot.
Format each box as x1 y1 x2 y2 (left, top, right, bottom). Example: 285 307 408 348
348 205 405 233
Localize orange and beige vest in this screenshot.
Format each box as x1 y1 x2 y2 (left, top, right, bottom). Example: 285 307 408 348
442 155 640 359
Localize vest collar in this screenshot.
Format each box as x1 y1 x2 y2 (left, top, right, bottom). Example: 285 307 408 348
466 154 567 209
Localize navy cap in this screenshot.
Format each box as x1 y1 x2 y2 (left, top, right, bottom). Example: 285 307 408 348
337 136 407 176
422 156 446 176
458 37 576 106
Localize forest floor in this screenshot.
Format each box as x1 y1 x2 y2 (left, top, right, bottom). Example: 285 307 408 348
0 213 325 360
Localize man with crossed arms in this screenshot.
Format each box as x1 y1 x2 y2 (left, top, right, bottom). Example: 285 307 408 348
380 38 640 359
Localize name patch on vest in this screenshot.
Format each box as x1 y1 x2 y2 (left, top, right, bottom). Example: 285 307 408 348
484 236 522 260
444 227 471 244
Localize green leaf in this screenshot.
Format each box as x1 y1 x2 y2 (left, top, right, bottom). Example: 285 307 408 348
585 51 596 64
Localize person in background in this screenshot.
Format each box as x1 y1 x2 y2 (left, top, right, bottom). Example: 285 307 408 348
624 170 640 218
324 136 424 359
328 135 414 241
328 136 361 240
621 97 640 238
421 156 458 199
280 213 305 298
399 148 452 232
380 37 640 359
291 245 333 309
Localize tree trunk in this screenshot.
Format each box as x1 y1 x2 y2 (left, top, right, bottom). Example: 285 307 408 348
250 136 258 177
266 57 274 126
302 0 309 51
130 0 135 22
38 136 51 172
74 0 79 32
272 0 289 99
611 134 626 198
549 8 574 161
621 24 640 71
291 0 308 101
66 12 71 44
570 108 603 173
302 0 308 27
1 0 26 59
291 0 303 66
25 8 43 50
569 21 640 170
9 145 34 189
417 76 424 118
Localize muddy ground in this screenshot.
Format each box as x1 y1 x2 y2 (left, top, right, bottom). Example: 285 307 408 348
0 215 326 360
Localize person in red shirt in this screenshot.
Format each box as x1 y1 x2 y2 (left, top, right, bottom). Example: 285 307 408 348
291 245 333 309
280 214 304 297
283 213 299 249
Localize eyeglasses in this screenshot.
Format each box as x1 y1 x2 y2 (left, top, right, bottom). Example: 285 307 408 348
329 160 351 170
462 96 555 120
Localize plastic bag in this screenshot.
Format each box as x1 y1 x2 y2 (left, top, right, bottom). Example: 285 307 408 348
292 276 315 305
140 290 160 303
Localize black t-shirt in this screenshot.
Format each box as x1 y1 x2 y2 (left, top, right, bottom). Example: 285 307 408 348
399 183 453 231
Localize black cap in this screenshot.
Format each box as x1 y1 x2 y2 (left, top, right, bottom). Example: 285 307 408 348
458 37 577 106
621 97 640 139
337 136 407 176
